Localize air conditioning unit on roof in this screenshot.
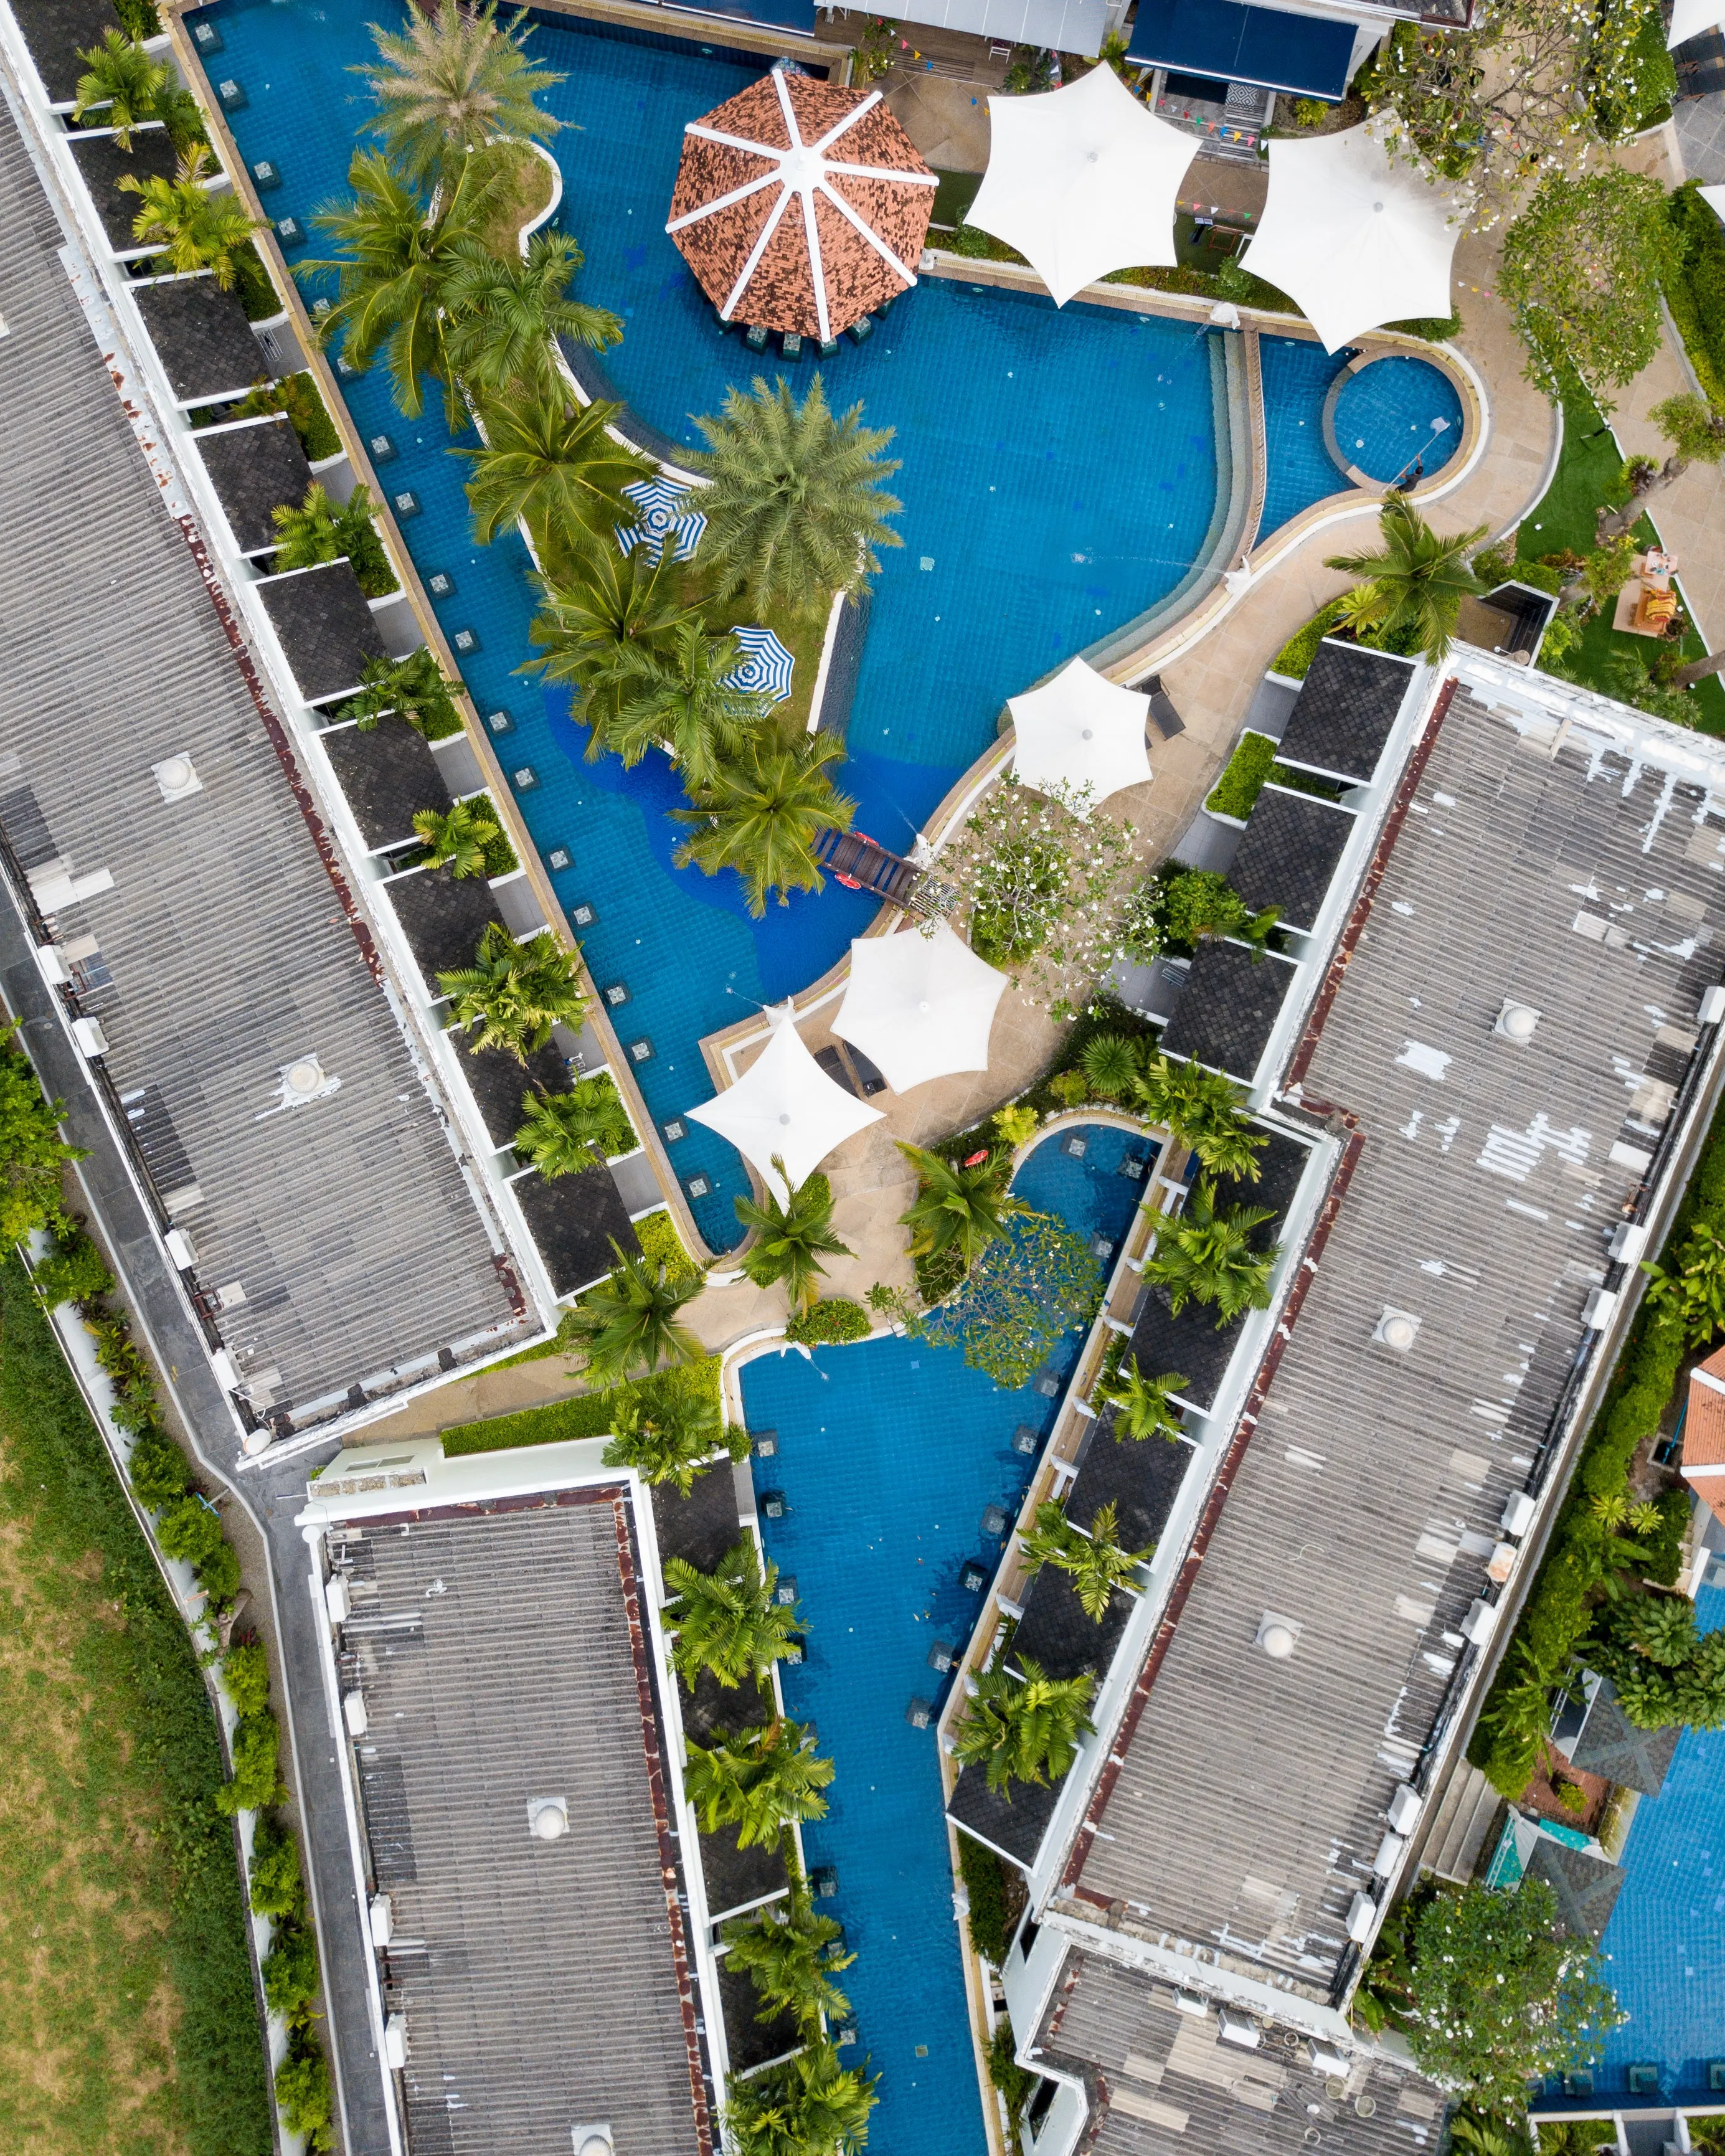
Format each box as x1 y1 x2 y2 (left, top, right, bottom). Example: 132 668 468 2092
1217 2012 1260 2050
1346 1892 1377 1943
1386 1784 1422 1835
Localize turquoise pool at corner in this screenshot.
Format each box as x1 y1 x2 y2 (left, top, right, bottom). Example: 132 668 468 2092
194 0 1354 1248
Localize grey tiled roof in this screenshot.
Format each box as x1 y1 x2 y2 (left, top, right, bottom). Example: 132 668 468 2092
1069 685 1725 1993
1063 1412 1194 1554
319 715 452 851
455 1037 570 1151
255 562 388 704
194 413 313 554
1126 1287 1243 1414
132 274 268 404
1008 1568 1135 1685
66 124 180 249
1228 786 1358 934
717 1957 800 2074
16 0 120 103
1568 1678 1680 1795
0 102 521 1416
1274 641 1417 787
653 1461 746 1572
382 861 503 988
948 1748 1062 1866
1524 1838 1625 1941
1160 939 1300 1080
511 1161 640 1296
338 1499 712 2156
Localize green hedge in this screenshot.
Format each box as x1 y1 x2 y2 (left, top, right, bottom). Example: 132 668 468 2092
1204 730 1278 819
1270 600 1344 680
1664 182 1725 411
957 1830 1013 1964
785 1298 871 1347
443 1355 723 1457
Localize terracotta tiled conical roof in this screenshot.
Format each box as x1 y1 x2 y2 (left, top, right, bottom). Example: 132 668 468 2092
666 70 936 341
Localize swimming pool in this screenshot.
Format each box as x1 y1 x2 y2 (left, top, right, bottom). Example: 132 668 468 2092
195 0 1352 1244
1331 355 1463 488
738 1124 1150 2154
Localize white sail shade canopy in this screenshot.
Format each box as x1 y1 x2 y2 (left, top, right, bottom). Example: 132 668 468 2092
1007 656 1151 813
1701 183 1725 229
966 64 1198 308
833 923 1009 1094
1669 0 1724 44
1239 121 1465 354
688 1005 882 1199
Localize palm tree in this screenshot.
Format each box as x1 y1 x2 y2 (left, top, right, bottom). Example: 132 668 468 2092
689 375 903 622
602 1383 722 1495
735 1161 851 1310
273 480 369 569
301 149 508 418
442 229 621 399
664 1536 802 1690
1079 1031 1141 1100
354 0 564 183
1641 1218 1725 1347
459 379 652 570
674 734 856 917
683 1719 834 1848
73 31 170 148
567 1242 704 1382
1018 1500 1150 1622
119 146 261 286
895 1142 1021 1270
724 2043 879 2156
1097 1364 1188 1444
519 547 701 742
340 648 463 734
513 1076 634 1175
1143 1181 1280 1325
1626 1592 1697 1668
1130 1054 1264 1181
952 1658 1095 1797
603 623 770 791
1324 491 1489 666
723 1890 854 2030
412 800 500 879
437 922 587 1060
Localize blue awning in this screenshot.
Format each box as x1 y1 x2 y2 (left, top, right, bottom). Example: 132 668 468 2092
1127 0 1357 99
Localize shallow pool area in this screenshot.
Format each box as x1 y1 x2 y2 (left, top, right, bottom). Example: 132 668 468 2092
1332 354 1463 488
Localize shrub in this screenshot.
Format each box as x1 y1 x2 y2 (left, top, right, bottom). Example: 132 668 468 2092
444 1355 722 1457
1665 183 1725 410
249 1810 303 1918
223 1640 272 1720
1641 1487 1691 1586
1270 599 1345 680
196 1538 242 1608
0 1034 82 1242
784 1298 871 1347
957 1830 1011 1962
32 1230 113 1310
235 372 342 463
1470 546 1513 589
1385 309 1463 343
156 1493 226 1569
232 239 282 324
262 1919 321 2021
1554 1778 1590 1815
993 1102 1039 1148
635 1208 699 1282
1204 730 1278 820
113 0 162 31
275 2042 335 2152
128 1427 189 1510
215 1713 285 1815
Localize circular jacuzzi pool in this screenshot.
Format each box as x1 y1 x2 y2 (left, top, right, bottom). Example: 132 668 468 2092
1330 355 1465 487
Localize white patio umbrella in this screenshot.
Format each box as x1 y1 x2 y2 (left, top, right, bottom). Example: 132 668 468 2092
1669 0 1724 44
965 63 1197 308
1701 183 1725 229
688 1003 882 1200
833 923 1009 1094
1007 656 1151 815
1240 121 1466 354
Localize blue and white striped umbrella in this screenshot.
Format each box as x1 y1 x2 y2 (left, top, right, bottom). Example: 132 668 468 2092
616 475 706 564
726 624 796 704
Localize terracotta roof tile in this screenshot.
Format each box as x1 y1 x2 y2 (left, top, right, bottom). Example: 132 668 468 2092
1683 1345 1725 1468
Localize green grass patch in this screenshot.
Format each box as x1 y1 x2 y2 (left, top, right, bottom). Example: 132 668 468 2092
0 1255 272 2155
1204 730 1277 818
443 1355 722 1457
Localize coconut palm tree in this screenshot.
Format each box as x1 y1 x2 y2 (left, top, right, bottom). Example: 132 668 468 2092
412 799 500 879
459 379 652 570
1144 1181 1280 1325
513 1076 634 1175
567 1242 704 1383
72 31 170 148
519 547 701 742
724 2043 879 2156
442 229 621 399
437 921 587 1060
689 375 903 622
1097 1363 1188 1444
1018 1500 1150 1622
896 1142 1021 1270
118 146 261 287
602 1382 722 1495
603 623 770 792
664 1537 802 1690
952 1658 1095 1796
354 0 564 182
683 1719 834 1848
300 149 508 419
674 734 856 917
723 1889 854 2030
1324 490 1489 666
339 647 463 734
734 1161 851 1310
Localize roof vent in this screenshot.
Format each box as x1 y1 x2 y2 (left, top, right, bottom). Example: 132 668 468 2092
1495 1000 1540 1043
383 2013 407 2070
1699 983 1725 1028
1310 2043 1350 2078
1373 1307 1420 1352
1582 1285 1619 1332
527 1796 569 1842
1370 1831 1406 1878
152 753 202 803
1460 1597 1498 1646
572 2130 614 2156
343 1690 368 1736
1255 1612 1302 1659
1609 1220 1648 1265
369 1893 393 1947
266 1054 341 1114
1500 1491 1536 1539
1171 1990 1209 2017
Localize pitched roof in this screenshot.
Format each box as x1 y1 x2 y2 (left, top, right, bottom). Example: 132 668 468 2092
131 275 267 404
1228 784 1358 934
1160 938 1300 1080
1274 640 1417 788
1569 1678 1681 1796
194 414 313 554
254 561 388 704
65 124 180 250
1523 1837 1625 1941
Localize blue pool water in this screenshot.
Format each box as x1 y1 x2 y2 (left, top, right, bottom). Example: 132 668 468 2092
1257 333 1351 539
196 0 1351 1244
739 1125 1150 2149
1584 1582 1725 2104
1332 356 1462 488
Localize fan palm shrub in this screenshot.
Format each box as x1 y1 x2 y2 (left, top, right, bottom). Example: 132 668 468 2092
602 1382 722 1495
1324 491 1489 666
567 1242 704 1383
412 799 501 879
602 623 770 790
896 1142 1021 1270
1019 1499 1150 1621
354 0 564 182
437 921 587 1059
689 375 902 622
683 1719 834 1847
119 146 261 287
73 31 169 147
1144 1181 1279 1325
1097 1363 1188 1444
520 547 701 740
269 480 397 595
442 229 621 399
724 2043 879 2156
952 1658 1095 1795
1130 1054 1265 1180
513 1076 634 1174
723 1888 854 2031
673 734 856 917
460 380 652 571
340 647 463 735
735 1160 851 1310
1079 1031 1140 1100
664 1537 802 1690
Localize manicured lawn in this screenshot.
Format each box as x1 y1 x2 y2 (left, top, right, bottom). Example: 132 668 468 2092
0 1259 270 2156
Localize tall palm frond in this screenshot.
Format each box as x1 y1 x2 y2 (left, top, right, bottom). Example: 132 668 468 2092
353 0 563 181
673 734 856 916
